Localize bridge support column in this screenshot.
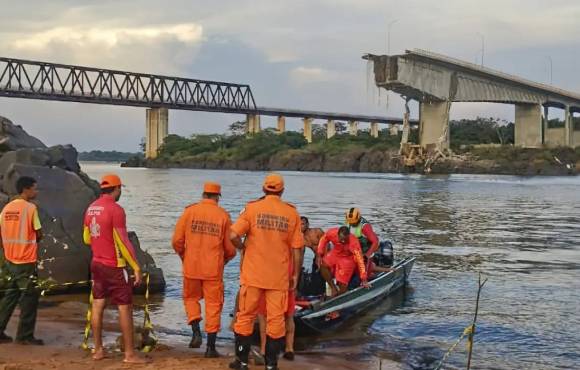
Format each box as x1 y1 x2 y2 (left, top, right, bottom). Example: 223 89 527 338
277 116 286 134
370 122 379 138
303 118 313 143
419 101 450 150
348 120 358 136
389 124 399 136
542 106 549 145
565 106 573 147
327 120 336 139
246 114 261 134
145 107 168 159
515 104 542 148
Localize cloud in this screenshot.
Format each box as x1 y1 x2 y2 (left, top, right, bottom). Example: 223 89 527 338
11 23 203 51
290 66 338 85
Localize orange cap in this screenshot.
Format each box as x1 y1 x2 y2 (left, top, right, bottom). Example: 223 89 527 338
203 181 221 195
263 173 284 193
100 174 122 189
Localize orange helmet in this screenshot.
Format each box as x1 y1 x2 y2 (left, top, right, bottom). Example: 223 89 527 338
345 207 361 225
100 174 122 189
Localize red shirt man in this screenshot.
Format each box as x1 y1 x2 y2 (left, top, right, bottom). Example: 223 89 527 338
83 174 147 364
317 226 368 297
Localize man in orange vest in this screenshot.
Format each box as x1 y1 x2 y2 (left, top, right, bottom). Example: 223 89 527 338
229 173 303 370
172 181 236 358
83 174 148 364
0 176 44 345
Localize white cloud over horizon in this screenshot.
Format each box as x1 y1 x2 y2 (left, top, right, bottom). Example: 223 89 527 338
0 0 579 151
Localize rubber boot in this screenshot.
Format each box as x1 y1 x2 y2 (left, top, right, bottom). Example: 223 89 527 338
189 320 202 349
229 334 251 370
265 336 284 370
204 332 219 358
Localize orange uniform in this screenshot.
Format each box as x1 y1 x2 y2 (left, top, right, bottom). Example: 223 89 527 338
172 198 236 334
0 199 42 264
318 228 367 285
232 195 303 339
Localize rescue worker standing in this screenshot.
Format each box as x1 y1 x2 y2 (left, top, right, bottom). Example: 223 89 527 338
345 208 379 263
0 176 43 345
172 182 236 358
230 173 303 370
83 174 148 364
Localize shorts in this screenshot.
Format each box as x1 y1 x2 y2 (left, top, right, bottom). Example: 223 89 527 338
257 289 296 317
323 251 356 285
90 261 133 305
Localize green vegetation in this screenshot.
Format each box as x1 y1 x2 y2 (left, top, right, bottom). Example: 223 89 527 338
450 117 514 149
156 117 516 163
156 122 405 163
148 117 580 175
79 150 143 162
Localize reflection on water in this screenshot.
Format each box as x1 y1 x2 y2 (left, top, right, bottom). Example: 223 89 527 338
81 164 580 370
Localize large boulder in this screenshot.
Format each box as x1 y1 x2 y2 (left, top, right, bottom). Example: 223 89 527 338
0 116 46 151
0 116 165 294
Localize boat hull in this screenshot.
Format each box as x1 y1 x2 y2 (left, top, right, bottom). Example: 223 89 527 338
294 257 415 336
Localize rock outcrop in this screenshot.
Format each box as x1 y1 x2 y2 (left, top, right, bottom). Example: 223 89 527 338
0 116 165 294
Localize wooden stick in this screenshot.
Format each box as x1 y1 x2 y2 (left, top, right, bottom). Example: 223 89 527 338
466 273 488 370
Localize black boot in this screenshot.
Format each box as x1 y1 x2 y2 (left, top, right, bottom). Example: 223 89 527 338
204 332 219 358
229 334 251 370
189 320 202 348
265 336 284 370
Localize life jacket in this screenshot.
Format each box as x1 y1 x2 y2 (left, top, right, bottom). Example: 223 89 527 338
348 217 371 254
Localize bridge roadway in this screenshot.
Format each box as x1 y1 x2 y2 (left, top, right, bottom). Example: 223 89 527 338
365 49 580 149
0 57 413 158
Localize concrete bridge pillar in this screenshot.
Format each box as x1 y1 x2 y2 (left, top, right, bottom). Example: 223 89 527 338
145 107 168 159
515 104 542 148
370 122 379 138
348 120 358 136
246 114 261 134
303 118 313 143
327 119 336 139
565 106 572 147
419 101 450 150
389 124 399 136
277 116 286 134
542 105 549 145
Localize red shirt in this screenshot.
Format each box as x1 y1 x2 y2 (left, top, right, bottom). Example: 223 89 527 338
317 228 362 258
83 195 139 271
317 227 367 281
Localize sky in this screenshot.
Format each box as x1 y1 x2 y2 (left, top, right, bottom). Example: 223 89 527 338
0 0 579 151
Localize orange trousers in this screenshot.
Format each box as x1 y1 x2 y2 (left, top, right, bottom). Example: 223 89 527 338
183 278 224 334
234 285 288 339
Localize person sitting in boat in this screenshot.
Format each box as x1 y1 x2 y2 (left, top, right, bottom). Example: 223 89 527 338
345 207 379 262
317 226 369 297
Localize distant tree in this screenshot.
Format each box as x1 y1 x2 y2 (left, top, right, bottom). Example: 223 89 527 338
139 137 146 153
547 118 565 129
450 117 514 148
228 121 247 136
312 124 326 142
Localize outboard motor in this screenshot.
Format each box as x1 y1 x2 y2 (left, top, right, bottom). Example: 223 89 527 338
373 241 394 267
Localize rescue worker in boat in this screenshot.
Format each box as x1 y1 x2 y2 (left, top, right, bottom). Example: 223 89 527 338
229 173 303 370
345 208 394 275
345 208 379 263
300 216 325 266
317 226 369 297
171 181 236 358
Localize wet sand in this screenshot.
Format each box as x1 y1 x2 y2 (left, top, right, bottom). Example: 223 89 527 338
0 298 401 370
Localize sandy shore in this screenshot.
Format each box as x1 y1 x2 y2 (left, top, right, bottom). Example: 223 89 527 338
0 297 401 370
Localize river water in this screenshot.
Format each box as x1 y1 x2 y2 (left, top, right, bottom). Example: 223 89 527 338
81 163 580 370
